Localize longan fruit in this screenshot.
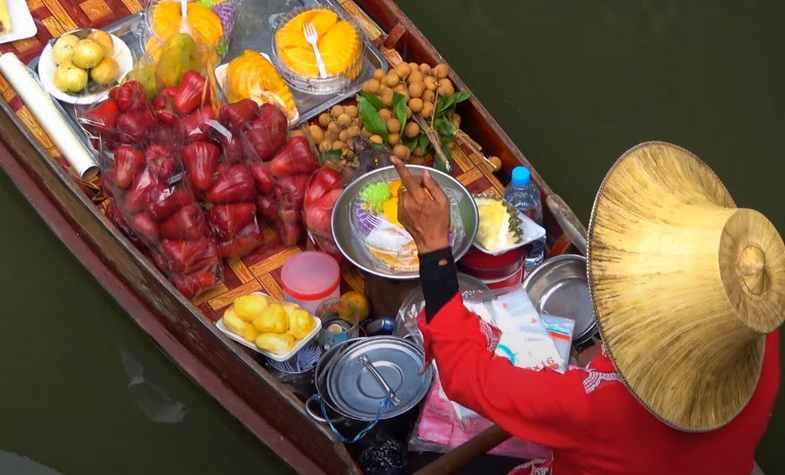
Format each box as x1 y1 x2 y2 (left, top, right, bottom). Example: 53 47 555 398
378 108 393 121
369 134 384 145
405 106 412 118
424 76 437 91
394 84 408 97
413 146 427 157
437 78 455 96
407 70 424 84
394 63 411 79
423 90 436 103
386 118 401 134
434 63 449 79
362 78 380 94
347 125 362 138
419 63 431 75
404 122 420 138
325 129 338 142
338 129 349 142
408 62 419 72
393 144 411 160
352 117 362 127
319 141 332 153
421 101 434 118
408 82 424 98
337 113 352 127
381 91 394 106
388 133 400 145
373 68 385 80
345 105 358 117
384 73 400 88
332 140 346 151
488 155 502 172
318 113 331 127
449 111 461 128
331 105 345 118
308 124 324 143
379 86 393 97
327 122 339 134
408 97 423 113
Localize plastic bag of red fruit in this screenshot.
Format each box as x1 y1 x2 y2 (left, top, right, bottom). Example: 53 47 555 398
77 77 223 299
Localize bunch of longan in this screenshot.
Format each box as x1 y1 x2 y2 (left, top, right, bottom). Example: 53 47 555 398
307 104 362 167
360 62 454 160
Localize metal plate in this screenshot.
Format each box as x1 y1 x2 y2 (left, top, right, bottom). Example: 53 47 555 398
326 336 432 421
523 254 597 343
331 165 479 280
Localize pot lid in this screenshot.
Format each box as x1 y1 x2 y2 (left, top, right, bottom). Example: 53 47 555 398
326 336 433 421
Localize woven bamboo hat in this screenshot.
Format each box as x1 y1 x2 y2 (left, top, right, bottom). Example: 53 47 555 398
587 141 785 432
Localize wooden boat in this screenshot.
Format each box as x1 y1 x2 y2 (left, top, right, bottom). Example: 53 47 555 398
0 0 585 473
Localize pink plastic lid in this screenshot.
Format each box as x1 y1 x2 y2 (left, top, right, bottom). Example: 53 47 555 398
281 251 341 300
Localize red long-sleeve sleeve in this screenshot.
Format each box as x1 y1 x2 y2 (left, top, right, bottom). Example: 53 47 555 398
419 293 592 450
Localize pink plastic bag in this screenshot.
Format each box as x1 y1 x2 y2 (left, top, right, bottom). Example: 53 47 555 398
409 374 552 460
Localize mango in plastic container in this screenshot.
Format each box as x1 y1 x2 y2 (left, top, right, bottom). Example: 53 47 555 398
253 303 288 333
223 307 258 342
234 294 269 322
256 333 295 355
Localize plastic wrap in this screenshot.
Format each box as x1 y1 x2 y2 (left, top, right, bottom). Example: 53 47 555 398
350 176 465 273
82 80 222 298
303 166 344 256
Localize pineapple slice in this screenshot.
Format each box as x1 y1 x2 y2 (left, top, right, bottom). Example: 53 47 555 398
476 197 523 251
0 0 10 33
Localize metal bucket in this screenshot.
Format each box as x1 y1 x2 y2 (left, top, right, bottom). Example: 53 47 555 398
523 254 598 347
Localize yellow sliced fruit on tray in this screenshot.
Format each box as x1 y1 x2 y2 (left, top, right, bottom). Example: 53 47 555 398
226 50 297 120
274 8 362 79
151 1 224 47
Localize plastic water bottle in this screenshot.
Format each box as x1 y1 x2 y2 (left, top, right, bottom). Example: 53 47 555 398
504 166 545 272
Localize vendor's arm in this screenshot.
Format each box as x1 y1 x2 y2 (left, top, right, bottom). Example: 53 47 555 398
390 159 591 450
418 252 591 449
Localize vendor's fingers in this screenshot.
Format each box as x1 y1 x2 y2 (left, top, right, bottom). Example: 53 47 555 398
391 158 425 201
422 170 447 205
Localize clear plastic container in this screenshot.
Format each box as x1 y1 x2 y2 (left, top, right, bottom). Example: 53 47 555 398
504 166 545 273
281 251 341 314
271 6 365 95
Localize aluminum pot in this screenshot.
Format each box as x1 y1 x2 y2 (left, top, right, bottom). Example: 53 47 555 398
523 254 598 347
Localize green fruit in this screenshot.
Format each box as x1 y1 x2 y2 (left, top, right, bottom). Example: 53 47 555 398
155 33 196 88
127 58 158 99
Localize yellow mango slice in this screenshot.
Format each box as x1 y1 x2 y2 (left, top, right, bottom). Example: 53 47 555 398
151 2 223 47
225 50 297 119
288 308 315 339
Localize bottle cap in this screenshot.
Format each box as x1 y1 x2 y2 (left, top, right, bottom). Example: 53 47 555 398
510 166 531 187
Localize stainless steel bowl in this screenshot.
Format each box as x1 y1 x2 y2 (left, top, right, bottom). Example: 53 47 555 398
331 165 479 280
523 254 598 346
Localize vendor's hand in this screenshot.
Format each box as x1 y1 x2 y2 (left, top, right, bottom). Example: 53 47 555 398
391 157 451 254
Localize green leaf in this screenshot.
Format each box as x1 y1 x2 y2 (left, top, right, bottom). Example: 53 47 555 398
436 90 472 116
319 150 342 164
435 116 456 139
357 95 388 139
393 92 407 132
416 132 430 150
358 91 384 110
403 136 418 150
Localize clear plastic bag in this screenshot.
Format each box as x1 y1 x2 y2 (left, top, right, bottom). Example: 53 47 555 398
144 0 243 61
81 81 222 298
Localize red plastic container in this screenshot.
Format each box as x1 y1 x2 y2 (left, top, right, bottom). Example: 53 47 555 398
458 247 526 289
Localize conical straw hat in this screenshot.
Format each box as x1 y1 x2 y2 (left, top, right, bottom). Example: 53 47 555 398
587 141 785 432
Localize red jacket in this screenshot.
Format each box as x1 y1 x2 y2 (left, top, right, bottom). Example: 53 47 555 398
419 294 781 475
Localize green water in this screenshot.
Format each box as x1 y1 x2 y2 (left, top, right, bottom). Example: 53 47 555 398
1 0 783 473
